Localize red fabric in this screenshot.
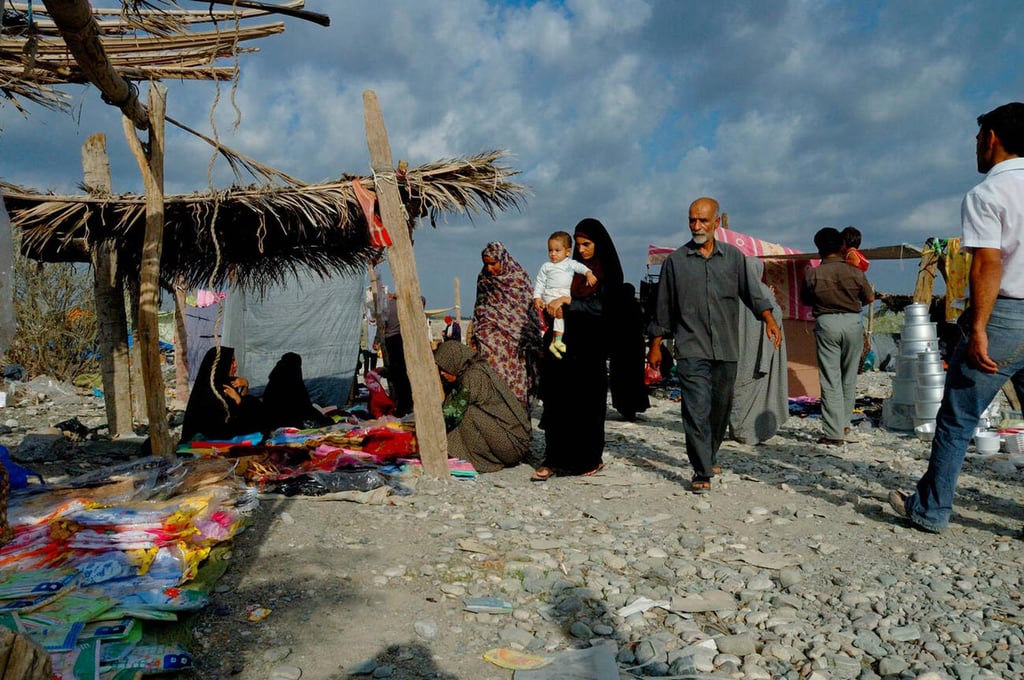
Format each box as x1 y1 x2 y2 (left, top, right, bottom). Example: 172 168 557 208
359 428 417 460
352 179 393 248
365 369 395 418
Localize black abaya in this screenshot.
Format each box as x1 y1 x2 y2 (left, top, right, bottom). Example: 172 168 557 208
538 218 623 475
608 283 651 421
180 347 265 444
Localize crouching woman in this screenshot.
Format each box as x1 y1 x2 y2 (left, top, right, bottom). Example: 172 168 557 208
434 340 531 473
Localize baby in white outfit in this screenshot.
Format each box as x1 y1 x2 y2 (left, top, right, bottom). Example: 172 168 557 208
533 231 597 358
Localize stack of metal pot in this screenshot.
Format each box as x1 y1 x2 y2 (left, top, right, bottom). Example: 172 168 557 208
891 304 943 428
914 350 946 427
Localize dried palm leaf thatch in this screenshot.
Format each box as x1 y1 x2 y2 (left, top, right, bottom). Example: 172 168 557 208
1 1 293 113
2 150 526 293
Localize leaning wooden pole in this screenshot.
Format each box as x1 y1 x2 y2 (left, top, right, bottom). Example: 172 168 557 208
41 0 150 129
123 82 172 459
172 277 190 409
453 277 460 334
367 263 387 367
81 133 134 438
363 90 448 479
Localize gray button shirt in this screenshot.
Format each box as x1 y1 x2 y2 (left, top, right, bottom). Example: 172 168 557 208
652 240 773 362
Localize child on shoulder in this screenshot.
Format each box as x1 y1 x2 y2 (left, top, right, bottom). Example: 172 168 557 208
842 226 870 272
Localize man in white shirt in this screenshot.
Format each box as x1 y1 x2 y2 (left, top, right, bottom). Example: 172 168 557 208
890 102 1024 532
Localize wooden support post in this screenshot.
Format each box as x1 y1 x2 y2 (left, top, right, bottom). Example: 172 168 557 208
367 263 387 365
127 289 146 424
41 0 150 129
363 90 449 479
123 83 172 459
172 276 190 409
454 277 460 336
82 133 134 438
913 249 939 304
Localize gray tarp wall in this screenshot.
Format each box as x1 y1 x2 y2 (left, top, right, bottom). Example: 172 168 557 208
221 268 367 408
0 197 15 358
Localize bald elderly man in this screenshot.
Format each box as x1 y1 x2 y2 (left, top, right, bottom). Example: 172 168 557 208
648 197 782 494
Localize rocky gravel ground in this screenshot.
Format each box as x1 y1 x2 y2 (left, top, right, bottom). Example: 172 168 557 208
4 371 1024 680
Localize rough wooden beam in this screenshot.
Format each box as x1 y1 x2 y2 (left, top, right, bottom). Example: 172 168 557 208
40 0 149 129
363 90 448 480
124 82 172 458
912 249 939 304
82 133 134 438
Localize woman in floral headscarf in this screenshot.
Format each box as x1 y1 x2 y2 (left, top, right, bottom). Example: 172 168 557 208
469 242 543 407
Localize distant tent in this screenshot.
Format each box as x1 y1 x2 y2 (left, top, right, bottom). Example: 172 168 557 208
648 228 818 397
648 228 817 321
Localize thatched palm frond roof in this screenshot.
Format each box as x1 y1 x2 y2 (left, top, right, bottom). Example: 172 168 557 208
1 150 527 292
1 1 296 113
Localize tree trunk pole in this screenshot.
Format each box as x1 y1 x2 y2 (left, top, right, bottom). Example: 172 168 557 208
81 133 134 438
172 276 190 409
362 90 448 479
123 82 172 459
367 263 387 366
41 0 150 130
453 277 460 336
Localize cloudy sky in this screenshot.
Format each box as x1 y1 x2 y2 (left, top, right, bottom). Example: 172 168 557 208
2 0 1022 310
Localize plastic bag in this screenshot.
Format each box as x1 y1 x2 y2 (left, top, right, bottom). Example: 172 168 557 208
644 364 662 386
266 469 388 497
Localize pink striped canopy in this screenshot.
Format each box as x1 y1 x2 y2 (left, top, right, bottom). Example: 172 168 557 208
647 228 818 320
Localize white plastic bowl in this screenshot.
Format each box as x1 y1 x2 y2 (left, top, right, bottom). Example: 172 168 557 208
974 431 1001 455
915 422 936 442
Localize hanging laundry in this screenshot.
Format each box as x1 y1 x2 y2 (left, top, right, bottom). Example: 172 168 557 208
352 179 393 247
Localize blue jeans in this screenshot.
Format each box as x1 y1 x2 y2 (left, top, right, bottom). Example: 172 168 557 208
905 298 1024 532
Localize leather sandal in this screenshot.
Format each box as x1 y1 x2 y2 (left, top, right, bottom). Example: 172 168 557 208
530 466 555 482
582 463 606 476
691 476 711 494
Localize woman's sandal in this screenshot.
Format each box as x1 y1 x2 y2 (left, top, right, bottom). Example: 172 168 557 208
530 466 555 482
582 463 606 476
691 477 711 494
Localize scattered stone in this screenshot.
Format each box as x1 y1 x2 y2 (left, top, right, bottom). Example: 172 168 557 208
267 665 301 680
716 632 756 656
262 647 291 664
346 659 377 675
8 370 1022 680
413 620 438 640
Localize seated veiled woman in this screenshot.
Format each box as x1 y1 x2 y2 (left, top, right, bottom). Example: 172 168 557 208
260 352 333 432
434 340 531 473
180 346 265 444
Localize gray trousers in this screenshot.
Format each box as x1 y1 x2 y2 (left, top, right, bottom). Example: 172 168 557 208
677 358 737 478
814 313 863 440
